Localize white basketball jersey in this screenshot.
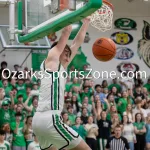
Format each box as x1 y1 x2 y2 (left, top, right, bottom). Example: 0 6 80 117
36 60 66 112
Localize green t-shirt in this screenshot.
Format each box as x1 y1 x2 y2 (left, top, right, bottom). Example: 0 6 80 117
133 122 145 130
71 125 87 140
144 83 150 92
108 84 121 92
80 92 93 104
106 112 122 121
0 141 10 150
0 80 3 87
3 86 11 98
69 83 80 92
10 121 26 147
8 83 17 90
117 98 128 115
0 108 15 127
16 83 26 94
68 113 76 126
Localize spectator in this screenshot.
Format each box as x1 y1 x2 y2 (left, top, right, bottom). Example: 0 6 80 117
61 112 71 126
0 97 14 128
85 116 99 150
10 112 26 150
101 80 108 89
0 61 9 80
109 86 121 104
2 123 13 148
134 73 144 87
146 115 150 150
0 129 11 150
108 78 121 93
67 106 76 126
23 116 33 149
94 84 106 104
70 95 80 115
144 78 150 93
117 90 131 117
132 97 147 122
105 125 130 150
27 133 40 150
122 115 136 150
96 107 112 150
134 86 145 99
71 117 87 141
133 113 146 150
80 107 88 124
123 104 133 123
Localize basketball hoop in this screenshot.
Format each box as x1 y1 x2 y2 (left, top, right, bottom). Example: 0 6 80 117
90 0 114 32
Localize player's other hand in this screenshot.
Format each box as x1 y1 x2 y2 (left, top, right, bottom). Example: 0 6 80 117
63 25 72 33
82 16 91 24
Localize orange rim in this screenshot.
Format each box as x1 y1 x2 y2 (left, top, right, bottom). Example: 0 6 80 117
103 0 114 10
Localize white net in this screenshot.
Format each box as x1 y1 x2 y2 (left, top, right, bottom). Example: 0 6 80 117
90 2 113 32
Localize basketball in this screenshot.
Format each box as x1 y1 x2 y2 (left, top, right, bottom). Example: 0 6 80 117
92 38 116 62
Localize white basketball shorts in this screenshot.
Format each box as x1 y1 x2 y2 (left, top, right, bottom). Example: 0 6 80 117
32 110 82 150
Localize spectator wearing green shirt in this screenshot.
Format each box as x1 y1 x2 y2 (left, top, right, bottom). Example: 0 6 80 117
21 95 38 117
133 113 146 150
72 117 87 141
144 78 150 93
1 79 11 98
0 93 14 128
67 106 76 126
16 79 26 95
8 78 17 90
108 78 121 93
69 78 81 92
10 112 26 150
117 91 132 117
80 86 93 105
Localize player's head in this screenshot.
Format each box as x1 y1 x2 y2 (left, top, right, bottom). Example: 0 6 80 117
50 41 72 65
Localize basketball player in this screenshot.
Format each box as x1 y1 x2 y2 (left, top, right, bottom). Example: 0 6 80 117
32 17 92 150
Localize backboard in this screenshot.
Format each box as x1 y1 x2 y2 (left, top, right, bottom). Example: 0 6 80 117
17 0 102 43
0 25 51 51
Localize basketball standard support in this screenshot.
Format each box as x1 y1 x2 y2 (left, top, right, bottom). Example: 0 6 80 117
9 0 15 45
17 0 103 43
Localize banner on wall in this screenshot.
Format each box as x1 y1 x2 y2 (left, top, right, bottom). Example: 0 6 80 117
68 47 90 72
115 47 134 60
111 32 133 45
114 18 137 30
138 21 150 68
32 50 48 71
117 62 139 73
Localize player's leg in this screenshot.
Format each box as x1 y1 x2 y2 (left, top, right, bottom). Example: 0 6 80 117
48 146 58 150
69 139 91 150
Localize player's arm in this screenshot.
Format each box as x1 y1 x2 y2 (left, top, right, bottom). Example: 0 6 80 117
45 25 72 63
65 17 91 67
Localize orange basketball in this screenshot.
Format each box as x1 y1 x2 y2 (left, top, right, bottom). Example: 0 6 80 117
92 38 116 62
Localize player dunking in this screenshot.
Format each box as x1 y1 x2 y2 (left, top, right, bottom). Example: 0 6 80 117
32 17 92 150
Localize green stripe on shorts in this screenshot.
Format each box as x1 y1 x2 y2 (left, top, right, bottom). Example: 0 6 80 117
54 115 73 141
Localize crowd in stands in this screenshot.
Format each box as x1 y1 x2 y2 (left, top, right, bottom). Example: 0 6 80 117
0 60 150 150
